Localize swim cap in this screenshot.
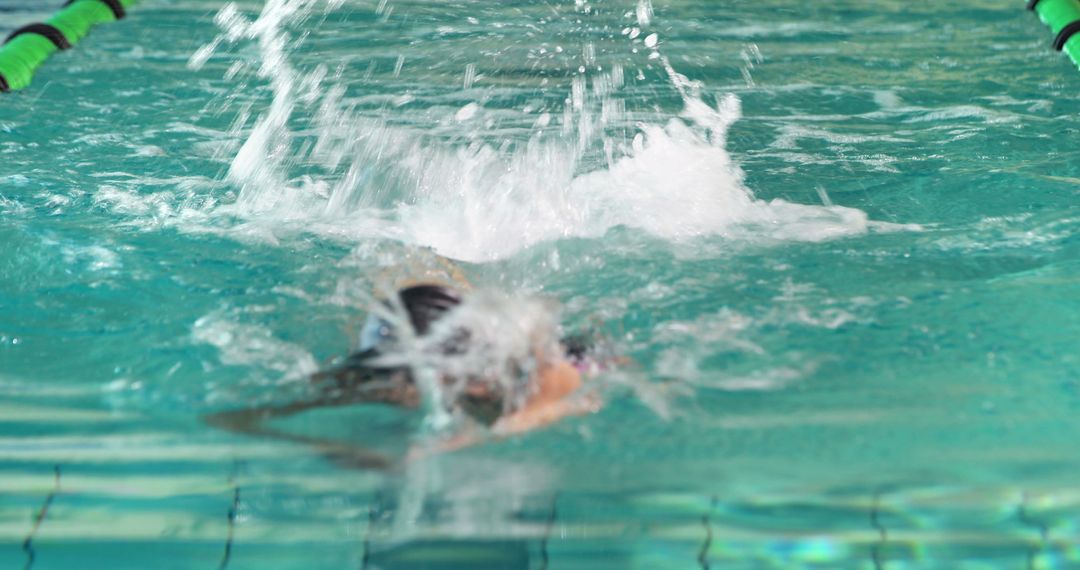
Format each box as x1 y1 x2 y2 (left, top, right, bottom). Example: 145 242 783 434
357 284 463 353
398 284 463 335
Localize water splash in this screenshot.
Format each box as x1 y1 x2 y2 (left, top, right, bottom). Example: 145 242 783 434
192 311 319 382
183 0 909 430
367 289 565 430
187 0 893 263
189 0 341 214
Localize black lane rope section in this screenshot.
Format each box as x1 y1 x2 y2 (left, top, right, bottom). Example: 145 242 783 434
219 467 242 570
0 73 9 93
1018 492 1049 570
360 491 383 570
22 465 61 570
869 491 888 570
63 0 126 20
698 496 717 570
1054 21 1080 51
4 24 71 49
538 492 560 570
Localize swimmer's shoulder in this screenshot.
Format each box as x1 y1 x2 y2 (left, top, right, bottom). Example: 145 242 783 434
311 349 420 407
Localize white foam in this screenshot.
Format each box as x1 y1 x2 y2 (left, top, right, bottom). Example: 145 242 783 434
370 290 563 425
395 91 885 261
169 0 903 263
192 311 319 382
61 245 121 272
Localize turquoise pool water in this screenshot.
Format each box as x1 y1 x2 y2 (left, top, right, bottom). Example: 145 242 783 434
5 0 1080 567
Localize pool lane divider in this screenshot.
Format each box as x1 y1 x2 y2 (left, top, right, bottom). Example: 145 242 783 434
1029 0 1080 69
0 0 138 93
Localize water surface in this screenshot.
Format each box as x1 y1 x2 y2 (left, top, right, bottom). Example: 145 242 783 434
3 0 1080 568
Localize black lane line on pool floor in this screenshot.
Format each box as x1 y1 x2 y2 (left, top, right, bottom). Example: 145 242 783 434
360 491 383 570
219 467 242 570
22 465 61 570
870 491 888 570
1018 492 1049 570
698 496 717 570
538 492 560 570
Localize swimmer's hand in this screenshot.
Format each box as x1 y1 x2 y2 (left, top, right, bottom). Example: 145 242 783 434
493 360 595 435
405 427 487 462
491 391 601 436
406 361 600 461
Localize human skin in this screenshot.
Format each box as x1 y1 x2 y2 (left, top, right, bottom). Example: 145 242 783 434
205 356 596 467
492 360 589 435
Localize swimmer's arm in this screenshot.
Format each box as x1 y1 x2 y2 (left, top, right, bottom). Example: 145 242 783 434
203 376 418 470
407 361 599 461
491 393 601 436
405 426 487 462
492 360 597 435
408 393 600 461
205 401 394 470
203 375 417 434
204 399 331 435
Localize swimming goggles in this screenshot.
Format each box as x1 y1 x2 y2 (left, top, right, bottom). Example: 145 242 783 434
358 313 395 353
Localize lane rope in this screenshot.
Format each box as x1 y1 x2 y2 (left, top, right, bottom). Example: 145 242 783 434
65 0 127 20
0 0 139 93
4 24 72 50
1028 0 1080 69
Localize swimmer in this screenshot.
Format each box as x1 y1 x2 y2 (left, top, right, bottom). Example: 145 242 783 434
205 283 604 468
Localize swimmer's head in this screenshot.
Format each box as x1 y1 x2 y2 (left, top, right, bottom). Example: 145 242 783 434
355 284 509 424
359 284 463 353
398 284 463 335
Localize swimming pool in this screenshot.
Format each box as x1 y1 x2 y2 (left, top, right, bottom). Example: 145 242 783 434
4 0 1080 567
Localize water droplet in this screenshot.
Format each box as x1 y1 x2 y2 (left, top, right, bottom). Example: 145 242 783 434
455 103 480 122
636 0 653 27
463 63 477 89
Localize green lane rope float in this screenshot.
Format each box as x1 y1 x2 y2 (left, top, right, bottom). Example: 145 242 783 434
1028 0 1080 70
0 0 138 93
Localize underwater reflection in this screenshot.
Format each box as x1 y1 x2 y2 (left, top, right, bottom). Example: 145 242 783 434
365 456 558 570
